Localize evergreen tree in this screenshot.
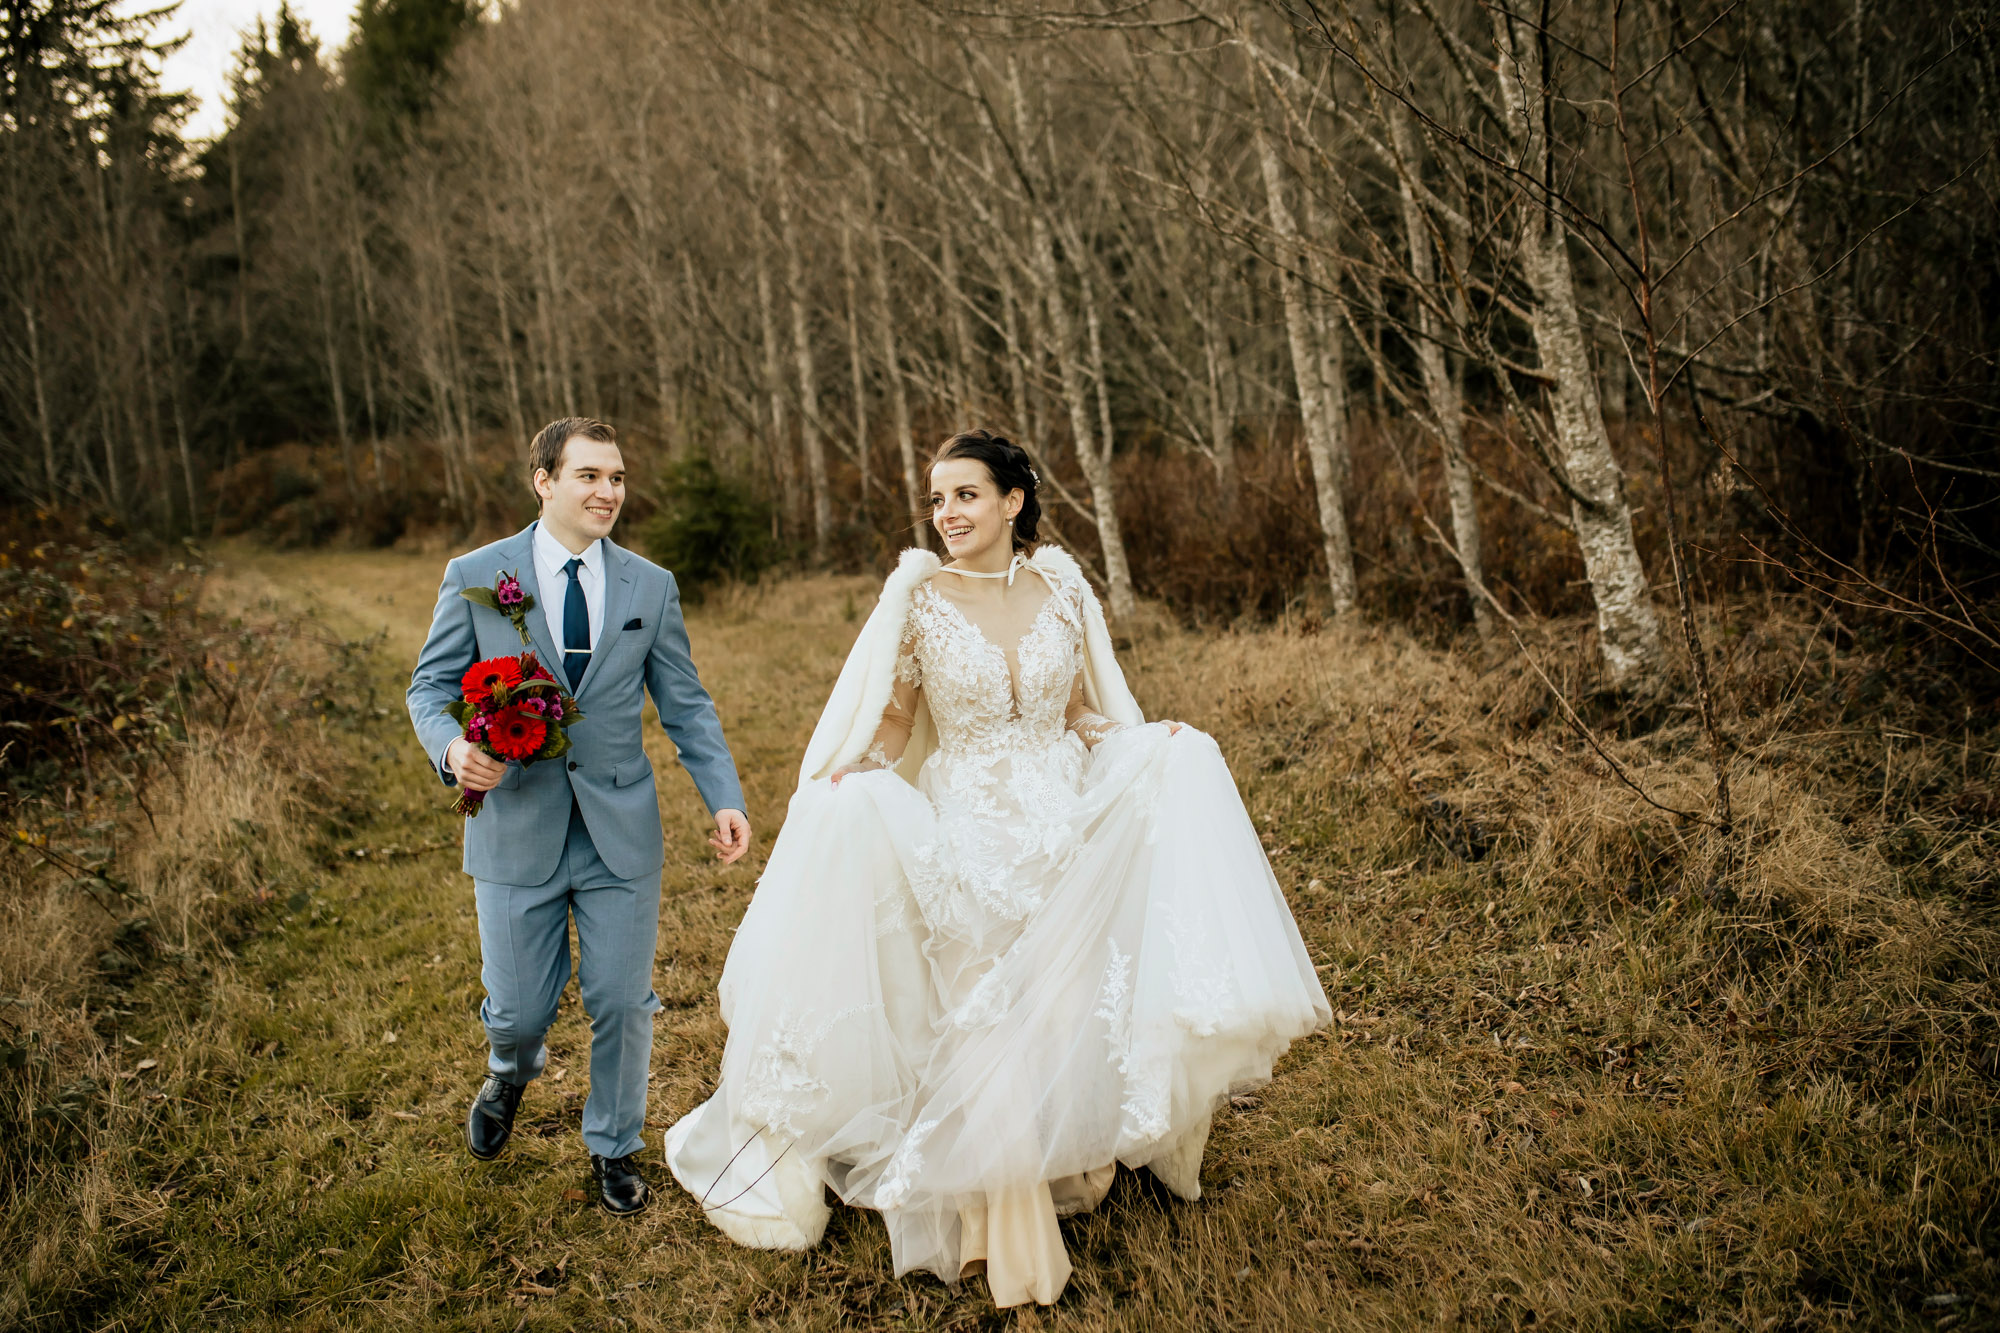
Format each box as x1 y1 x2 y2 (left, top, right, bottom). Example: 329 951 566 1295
345 0 480 141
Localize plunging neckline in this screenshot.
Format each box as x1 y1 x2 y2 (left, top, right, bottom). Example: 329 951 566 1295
924 576 1063 720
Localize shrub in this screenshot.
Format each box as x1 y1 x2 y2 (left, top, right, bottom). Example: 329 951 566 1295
0 515 367 1188
637 452 785 597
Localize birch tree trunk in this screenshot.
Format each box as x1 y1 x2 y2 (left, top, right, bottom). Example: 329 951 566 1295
863 174 922 533
489 252 528 446
1007 59 1136 621
1492 15 1663 685
999 264 1039 455
839 209 871 517
775 158 831 559
1392 109 1490 637
536 199 578 417
24 298 56 497
940 220 977 419
1299 186 1351 499
1255 126 1358 615
163 288 199 529
317 272 355 496
341 191 384 483
753 232 797 530
1199 296 1239 506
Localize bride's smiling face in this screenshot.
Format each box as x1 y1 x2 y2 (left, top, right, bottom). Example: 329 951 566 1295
929 457 1022 561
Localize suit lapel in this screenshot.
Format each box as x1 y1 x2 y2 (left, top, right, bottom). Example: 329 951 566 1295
497 523 566 675
575 538 637 699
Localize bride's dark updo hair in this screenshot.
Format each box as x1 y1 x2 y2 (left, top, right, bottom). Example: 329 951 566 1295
928 428 1042 552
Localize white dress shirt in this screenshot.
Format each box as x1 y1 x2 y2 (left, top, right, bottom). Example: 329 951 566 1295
533 522 605 658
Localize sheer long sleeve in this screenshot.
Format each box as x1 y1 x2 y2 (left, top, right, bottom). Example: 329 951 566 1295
855 628 922 771
1065 672 1124 749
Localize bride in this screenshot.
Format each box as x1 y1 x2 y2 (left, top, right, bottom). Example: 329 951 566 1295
664 429 1329 1306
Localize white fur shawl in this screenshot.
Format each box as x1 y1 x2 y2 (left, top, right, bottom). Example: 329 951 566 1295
796 545 1145 788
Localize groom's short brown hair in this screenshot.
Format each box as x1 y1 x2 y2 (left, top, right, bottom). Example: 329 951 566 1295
529 417 618 488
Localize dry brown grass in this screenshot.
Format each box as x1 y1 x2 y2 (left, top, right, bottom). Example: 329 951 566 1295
9 549 1996 1331
0 549 380 1328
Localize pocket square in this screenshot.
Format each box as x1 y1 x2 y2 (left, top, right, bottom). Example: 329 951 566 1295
622 617 643 631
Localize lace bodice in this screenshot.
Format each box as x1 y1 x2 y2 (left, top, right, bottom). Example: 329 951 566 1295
859 565 1122 770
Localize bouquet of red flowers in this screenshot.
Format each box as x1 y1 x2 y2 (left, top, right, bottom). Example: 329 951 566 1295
443 652 585 817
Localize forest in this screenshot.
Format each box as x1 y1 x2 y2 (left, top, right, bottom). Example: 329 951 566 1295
5 0 1996 678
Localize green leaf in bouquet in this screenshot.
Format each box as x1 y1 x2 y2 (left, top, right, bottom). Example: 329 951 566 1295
460 587 504 613
542 729 572 760
444 699 472 725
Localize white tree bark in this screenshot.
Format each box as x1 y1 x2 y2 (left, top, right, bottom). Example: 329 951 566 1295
1492 15 1664 686
1255 126 1358 615
1391 108 1490 637
862 172 922 530
940 220 978 420
774 156 831 559
753 224 797 525
839 206 871 516
1007 59 1137 621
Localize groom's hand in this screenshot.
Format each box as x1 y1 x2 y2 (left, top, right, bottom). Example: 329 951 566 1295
709 809 751 865
446 737 509 792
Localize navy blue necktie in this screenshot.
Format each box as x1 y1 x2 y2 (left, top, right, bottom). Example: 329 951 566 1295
562 557 589 690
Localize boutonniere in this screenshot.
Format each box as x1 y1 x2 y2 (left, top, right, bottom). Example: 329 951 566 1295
461 570 536 646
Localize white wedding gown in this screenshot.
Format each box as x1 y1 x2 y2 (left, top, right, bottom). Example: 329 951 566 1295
664 552 1329 1306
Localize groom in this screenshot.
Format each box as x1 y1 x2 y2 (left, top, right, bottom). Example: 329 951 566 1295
406 416 751 1215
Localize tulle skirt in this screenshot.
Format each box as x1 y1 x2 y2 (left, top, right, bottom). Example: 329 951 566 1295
664 724 1330 1304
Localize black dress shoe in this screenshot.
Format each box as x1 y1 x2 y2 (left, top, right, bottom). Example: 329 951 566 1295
466 1075 525 1160
590 1153 650 1216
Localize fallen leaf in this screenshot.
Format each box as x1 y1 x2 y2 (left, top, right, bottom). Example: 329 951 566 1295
562 1188 589 1203
390 1110 420 1121
1502 1081 1526 1095
381 1030 398 1044
135 1058 158 1073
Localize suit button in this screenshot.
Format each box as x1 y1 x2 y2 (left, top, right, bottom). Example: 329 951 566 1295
567 762 578 771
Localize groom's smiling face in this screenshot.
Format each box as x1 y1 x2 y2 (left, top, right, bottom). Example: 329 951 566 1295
535 437 626 548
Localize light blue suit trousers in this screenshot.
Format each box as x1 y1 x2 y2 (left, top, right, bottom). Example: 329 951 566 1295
474 802 660 1160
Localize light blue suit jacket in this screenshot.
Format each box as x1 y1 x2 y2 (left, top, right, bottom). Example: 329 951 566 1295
406 522 744 885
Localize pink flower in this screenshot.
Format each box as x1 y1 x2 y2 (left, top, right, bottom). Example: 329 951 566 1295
521 696 547 715
496 573 525 607
548 699 564 721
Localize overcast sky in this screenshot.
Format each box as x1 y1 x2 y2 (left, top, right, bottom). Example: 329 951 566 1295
153 0 357 142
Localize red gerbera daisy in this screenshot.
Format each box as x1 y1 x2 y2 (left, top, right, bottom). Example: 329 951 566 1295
461 656 525 705
487 705 547 760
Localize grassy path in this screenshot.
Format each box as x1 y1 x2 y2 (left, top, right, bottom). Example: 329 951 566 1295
42 545 1993 1331
139 548 895 1329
